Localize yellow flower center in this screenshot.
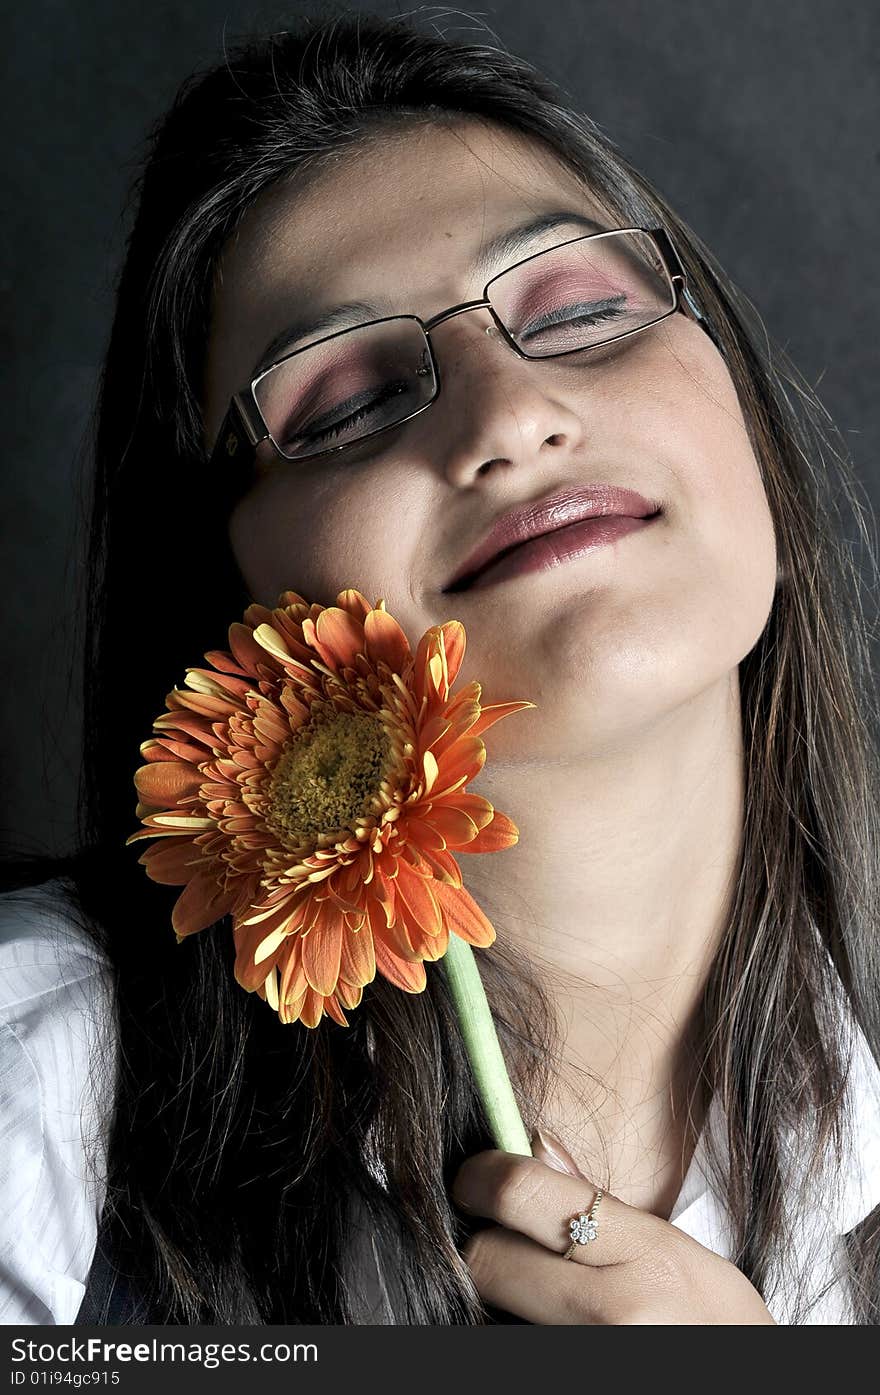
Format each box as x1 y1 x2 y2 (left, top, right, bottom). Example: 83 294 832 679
264 707 392 848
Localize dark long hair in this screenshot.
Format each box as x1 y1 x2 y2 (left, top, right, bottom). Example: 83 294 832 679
5 7 880 1323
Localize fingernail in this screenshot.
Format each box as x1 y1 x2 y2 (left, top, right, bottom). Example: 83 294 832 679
532 1126 583 1177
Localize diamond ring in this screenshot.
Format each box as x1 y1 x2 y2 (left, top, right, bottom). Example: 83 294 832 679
562 1189 604 1260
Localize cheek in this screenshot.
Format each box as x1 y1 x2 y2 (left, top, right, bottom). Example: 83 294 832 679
226 473 424 617
600 363 781 725
669 376 779 659
642 342 779 580
226 485 296 608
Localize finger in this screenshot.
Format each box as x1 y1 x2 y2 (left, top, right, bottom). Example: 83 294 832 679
452 1149 661 1267
463 1221 611 1324
531 1129 583 1177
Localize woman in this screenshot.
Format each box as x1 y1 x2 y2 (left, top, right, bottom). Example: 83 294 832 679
2 10 879 1325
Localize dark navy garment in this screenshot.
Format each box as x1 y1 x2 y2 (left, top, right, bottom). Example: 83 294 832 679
74 1221 154 1325
73 1214 528 1325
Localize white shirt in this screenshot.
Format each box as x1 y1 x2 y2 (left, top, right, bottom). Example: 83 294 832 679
669 1006 880 1322
0 878 114 1325
1 877 879 1325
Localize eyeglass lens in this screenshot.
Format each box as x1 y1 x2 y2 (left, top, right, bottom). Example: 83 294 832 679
253 230 674 461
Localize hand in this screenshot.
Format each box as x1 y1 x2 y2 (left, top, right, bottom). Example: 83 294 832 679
451 1137 776 1325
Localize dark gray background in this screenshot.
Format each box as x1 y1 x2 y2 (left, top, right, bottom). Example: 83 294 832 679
3 0 878 856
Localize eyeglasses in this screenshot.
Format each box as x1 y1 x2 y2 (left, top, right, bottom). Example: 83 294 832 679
209 225 695 474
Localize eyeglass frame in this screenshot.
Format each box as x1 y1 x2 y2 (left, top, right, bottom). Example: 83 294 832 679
209 224 704 473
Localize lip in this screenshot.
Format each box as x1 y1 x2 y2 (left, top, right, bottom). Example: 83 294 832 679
443 484 663 593
466 512 661 590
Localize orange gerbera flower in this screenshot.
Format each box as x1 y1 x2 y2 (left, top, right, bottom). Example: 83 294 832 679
126 587 535 1027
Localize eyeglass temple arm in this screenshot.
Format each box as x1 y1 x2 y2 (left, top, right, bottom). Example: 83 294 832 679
655 223 725 345
213 393 267 466
649 225 686 301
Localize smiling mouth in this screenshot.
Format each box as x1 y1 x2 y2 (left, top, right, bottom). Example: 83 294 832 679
442 510 662 593
443 540 525 593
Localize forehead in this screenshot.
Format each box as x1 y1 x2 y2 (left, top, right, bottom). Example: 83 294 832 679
203 119 612 427
211 118 608 318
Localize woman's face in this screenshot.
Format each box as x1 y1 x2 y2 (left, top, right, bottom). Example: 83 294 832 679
204 119 778 760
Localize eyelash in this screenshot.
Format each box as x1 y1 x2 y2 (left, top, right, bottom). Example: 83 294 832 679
519 299 625 342
301 380 411 446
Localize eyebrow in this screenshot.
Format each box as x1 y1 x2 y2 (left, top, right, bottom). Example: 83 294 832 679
251 209 606 376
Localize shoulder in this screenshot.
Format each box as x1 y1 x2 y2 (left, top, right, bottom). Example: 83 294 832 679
0 877 116 1324
0 876 109 1008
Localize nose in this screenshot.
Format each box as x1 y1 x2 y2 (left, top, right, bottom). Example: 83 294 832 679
425 306 583 486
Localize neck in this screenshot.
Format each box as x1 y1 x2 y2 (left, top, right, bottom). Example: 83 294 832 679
464 670 744 1216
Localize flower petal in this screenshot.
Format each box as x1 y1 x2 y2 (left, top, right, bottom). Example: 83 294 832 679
339 924 376 987
134 761 205 806
167 689 239 719
394 861 443 937
422 750 439 794
432 879 496 947
439 621 466 686
152 735 214 765
278 939 309 1002
277 589 309 611
431 736 486 797
235 934 287 992
455 809 521 853
422 701 481 763
364 608 411 674
337 979 364 1010
138 837 204 885
281 989 307 1025
227 621 272 675
468 699 538 739
302 903 344 996
422 805 479 847
407 922 450 962
139 739 185 764
417 711 451 754
251 622 294 662
366 894 419 961
300 987 327 1028
402 814 447 851
373 934 427 992
153 711 217 744
413 844 463 887
171 867 238 939
254 923 295 965
263 965 280 1012
323 993 350 1028
202 647 252 679
184 667 254 701
150 814 214 828
126 823 200 845
314 607 366 670
428 651 447 701
442 791 495 830
336 588 374 621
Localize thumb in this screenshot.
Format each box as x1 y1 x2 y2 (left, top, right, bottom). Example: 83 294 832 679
531 1126 584 1177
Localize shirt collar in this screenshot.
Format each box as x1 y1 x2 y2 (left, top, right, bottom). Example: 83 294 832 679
670 981 880 1250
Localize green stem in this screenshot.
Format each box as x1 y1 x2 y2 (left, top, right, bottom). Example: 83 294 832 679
442 932 533 1156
